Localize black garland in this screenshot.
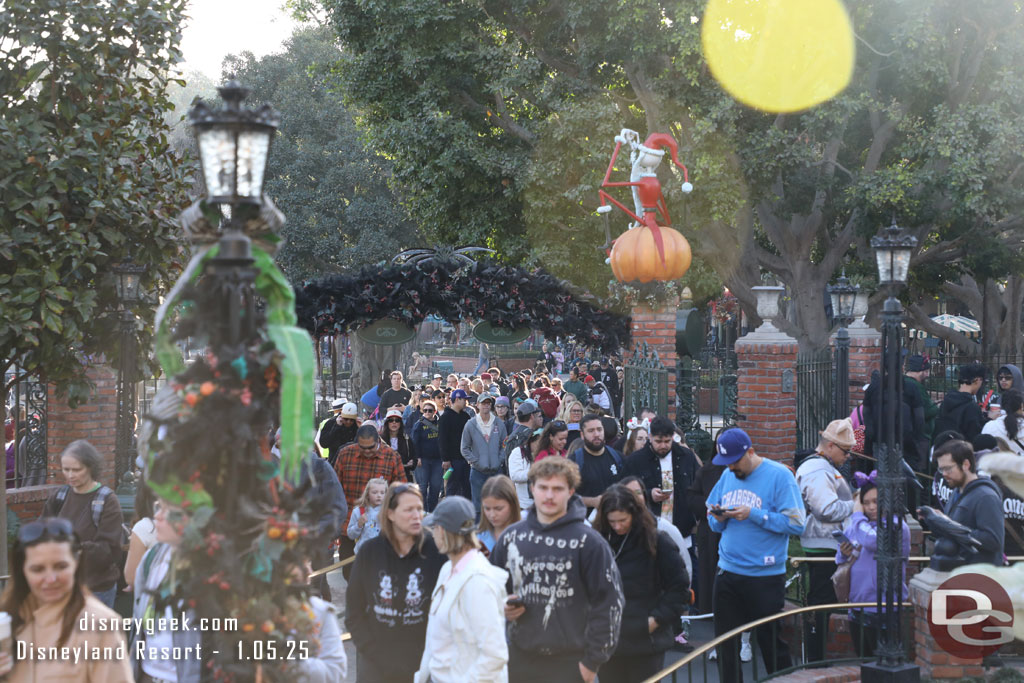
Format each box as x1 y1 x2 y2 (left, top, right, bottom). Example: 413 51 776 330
295 258 630 352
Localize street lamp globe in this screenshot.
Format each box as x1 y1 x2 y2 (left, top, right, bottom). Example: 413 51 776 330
188 78 280 206
112 261 147 306
870 219 917 286
828 271 859 322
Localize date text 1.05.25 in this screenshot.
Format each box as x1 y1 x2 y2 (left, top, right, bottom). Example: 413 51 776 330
235 639 310 661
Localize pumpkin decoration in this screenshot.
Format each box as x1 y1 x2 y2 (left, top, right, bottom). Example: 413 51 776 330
610 224 691 283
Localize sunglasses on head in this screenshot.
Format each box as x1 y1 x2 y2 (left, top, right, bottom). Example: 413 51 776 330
18 518 74 544
550 420 567 429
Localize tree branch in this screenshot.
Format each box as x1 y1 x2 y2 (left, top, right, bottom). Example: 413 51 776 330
453 89 536 144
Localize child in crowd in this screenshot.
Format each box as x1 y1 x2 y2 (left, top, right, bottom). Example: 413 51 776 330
347 478 387 552
476 475 521 555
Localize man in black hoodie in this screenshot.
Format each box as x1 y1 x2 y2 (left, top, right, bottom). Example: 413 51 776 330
490 456 624 683
929 439 1004 565
934 363 995 444
439 389 472 498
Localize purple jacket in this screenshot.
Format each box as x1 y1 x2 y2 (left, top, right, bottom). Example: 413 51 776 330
835 512 911 611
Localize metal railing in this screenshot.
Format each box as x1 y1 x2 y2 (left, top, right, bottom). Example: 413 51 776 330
643 601 883 683
796 348 834 451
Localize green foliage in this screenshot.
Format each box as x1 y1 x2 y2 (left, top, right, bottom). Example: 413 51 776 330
0 0 193 397
223 26 415 284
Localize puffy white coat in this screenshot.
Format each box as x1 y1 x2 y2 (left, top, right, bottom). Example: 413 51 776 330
795 454 854 550
415 549 510 683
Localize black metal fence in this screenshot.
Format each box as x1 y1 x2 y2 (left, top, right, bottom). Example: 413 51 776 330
796 348 834 451
4 370 48 488
624 342 669 419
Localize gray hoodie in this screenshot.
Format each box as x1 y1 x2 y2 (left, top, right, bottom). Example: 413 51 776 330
998 364 1024 397
461 414 508 473
796 454 854 550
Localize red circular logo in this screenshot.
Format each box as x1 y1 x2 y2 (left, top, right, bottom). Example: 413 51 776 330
928 573 1014 658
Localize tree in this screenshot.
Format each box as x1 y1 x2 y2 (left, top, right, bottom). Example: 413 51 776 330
0 0 193 573
0 0 193 401
318 0 1024 349
223 25 416 285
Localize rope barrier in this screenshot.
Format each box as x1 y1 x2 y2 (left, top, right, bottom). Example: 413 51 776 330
309 554 355 578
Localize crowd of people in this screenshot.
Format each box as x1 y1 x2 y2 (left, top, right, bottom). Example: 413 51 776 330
2 350 1021 682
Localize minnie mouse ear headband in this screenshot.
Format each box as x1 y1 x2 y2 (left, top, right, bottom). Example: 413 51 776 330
853 470 878 488
626 416 651 435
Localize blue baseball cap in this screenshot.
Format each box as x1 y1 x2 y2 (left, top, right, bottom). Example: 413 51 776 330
713 428 753 465
450 389 469 400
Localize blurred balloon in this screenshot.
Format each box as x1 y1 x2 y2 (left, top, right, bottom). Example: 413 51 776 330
701 0 855 113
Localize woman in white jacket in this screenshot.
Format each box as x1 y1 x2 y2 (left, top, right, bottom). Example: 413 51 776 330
507 428 543 511
416 496 509 683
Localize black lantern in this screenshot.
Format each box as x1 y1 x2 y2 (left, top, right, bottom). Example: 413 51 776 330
828 271 858 323
112 261 147 306
870 219 916 286
828 271 859 420
861 220 920 683
188 78 280 206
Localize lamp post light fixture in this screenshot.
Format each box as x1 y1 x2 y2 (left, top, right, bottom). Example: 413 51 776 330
188 79 279 207
862 220 919 683
188 78 278 350
828 272 858 419
111 260 147 489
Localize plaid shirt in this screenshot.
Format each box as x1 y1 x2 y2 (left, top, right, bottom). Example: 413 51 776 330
335 442 408 535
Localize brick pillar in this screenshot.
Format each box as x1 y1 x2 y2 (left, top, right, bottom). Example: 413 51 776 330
847 320 881 408
629 298 678 422
735 326 798 464
46 364 119 489
910 568 985 680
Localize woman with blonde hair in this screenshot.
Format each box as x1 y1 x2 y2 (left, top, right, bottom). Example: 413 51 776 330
416 496 509 682
347 483 446 682
557 399 585 443
476 475 521 554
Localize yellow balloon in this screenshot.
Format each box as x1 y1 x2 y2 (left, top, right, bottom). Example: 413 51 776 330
701 0 855 113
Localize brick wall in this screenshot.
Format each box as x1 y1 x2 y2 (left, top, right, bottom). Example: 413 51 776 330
846 327 882 408
8 485 60 524
630 300 678 422
735 339 798 464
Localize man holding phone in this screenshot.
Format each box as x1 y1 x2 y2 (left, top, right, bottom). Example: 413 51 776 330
795 419 857 664
625 417 701 574
706 428 805 682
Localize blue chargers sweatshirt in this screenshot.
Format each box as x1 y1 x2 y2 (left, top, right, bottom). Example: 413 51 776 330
707 458 806 576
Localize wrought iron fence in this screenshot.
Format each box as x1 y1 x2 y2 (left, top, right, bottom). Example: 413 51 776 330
4 370 48 488
675 351 739 461
796 348 834 451
623 342 668 419
915 352 1024 405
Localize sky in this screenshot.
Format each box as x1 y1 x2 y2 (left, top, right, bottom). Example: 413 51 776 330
179 0 299 80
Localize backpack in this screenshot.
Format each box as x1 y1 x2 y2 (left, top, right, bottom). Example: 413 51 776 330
53 484 130 564
571 445 624 472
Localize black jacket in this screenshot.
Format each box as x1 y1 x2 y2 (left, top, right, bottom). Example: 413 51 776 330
864 371 927 466
438 408 471 463
489 495 624 672
938 476 1005 565
625 442 701 536
607 530 690 656
346 534 446 681
934 390 986 444
686 460 726 613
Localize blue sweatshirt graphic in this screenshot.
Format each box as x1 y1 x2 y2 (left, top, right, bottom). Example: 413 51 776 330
707 458 806 576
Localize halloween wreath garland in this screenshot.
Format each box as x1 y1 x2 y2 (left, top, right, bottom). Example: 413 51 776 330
295 256 631 353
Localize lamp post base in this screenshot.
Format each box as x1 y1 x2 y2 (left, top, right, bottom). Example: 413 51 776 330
861 661 920 683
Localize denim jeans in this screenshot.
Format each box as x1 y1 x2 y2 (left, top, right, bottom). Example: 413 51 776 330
93 585 117 609
469 468 498 517
447 460 471 500
417 460 444 512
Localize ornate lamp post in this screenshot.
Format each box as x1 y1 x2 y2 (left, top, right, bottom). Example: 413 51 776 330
828 272 858 419
112 260 146 488
862 219 919 683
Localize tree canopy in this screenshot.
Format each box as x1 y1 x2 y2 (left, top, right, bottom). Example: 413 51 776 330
315 0 1024 351
223 25 416 285
0 0 193 400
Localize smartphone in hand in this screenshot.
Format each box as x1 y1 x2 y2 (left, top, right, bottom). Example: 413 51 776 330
505 595 526 609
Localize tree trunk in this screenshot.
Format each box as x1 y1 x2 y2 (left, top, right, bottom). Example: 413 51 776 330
348 335 416 409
